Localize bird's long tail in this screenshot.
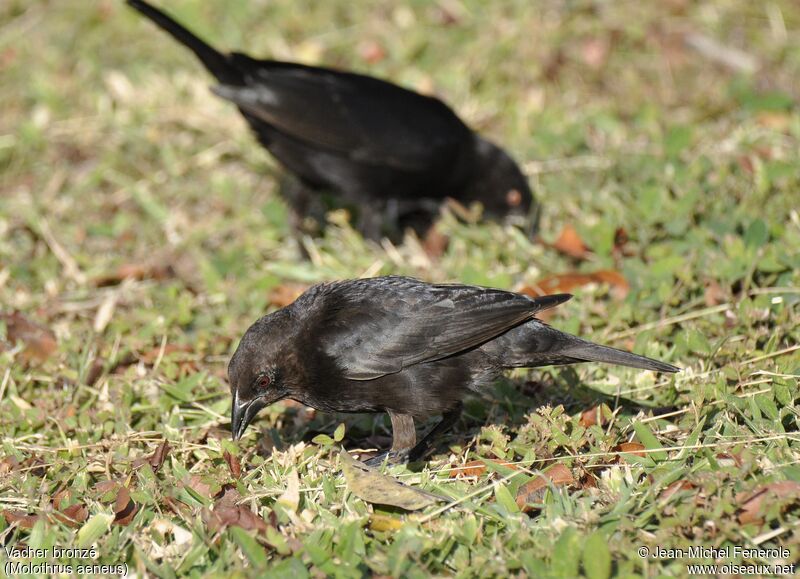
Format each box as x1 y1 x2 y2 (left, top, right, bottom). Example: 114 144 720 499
127 0 243 85
489 321 679 373
558 336 679 373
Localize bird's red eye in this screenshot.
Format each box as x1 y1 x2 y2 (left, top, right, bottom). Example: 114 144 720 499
257 375 271 389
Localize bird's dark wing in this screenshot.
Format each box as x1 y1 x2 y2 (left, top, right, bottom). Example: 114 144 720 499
213 58 471 171
314 277 571 380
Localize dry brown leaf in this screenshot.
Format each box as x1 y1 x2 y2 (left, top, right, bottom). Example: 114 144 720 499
736 481 800 525
113 485 139 526
449 459 520 479
1 311 57 363
183 474 218 499
133 440 171 472
523 269 630 300
223 450 242 479
515 464 575 511
0 456 20 474
2 510 46 529
203 487 270 534
579 404 613 428
614 442 647 459
340 449 441 510
52 489 89 528
55 503 89 527
162 496 192 516
659 480 696 501
138 344 194 366
94 262 173 287
94 479 120 496
550 224 591 259
704 280 727 307
268 284 308 308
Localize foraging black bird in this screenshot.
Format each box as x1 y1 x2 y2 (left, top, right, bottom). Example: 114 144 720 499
228 276 679 463
126 0 535 241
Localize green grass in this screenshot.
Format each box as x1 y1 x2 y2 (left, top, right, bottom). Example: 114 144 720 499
1 0 799 577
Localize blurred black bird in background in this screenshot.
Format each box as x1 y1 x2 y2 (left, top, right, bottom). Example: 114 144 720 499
126 0 536 242
228 276 678 464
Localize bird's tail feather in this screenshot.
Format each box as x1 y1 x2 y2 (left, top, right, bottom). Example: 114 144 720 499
489 322 679 373
127 0 242 84
561 338 679 373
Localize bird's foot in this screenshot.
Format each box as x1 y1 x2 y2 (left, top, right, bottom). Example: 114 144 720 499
364 448 410 467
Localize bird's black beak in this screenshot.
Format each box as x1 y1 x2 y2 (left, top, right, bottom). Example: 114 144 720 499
230 391 271 441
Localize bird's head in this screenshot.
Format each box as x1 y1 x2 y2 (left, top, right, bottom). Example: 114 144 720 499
227 312 292 441
464 135 538 234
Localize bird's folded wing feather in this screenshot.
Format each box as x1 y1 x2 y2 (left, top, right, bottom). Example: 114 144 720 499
318 278 570 380
213 58 469 171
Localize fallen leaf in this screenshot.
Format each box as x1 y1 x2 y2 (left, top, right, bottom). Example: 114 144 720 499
614 442 646 459
340 448 442 510
94 249 200 291
183 474 217 499
659 480 696 501
113 486 139 526
94 479 120 496
550 224 591 259
736 481 800 525
268 284 308 308
2 510 46 529
138 344 193 366
704 280 727 307
56 503 89 527
94 262 173 287
1 311 57 362
223 450 242 479
52 489 89 528
203 487 269 534
522 270 630 300
0 456 20 474
515 464 575 511
162 496 191 516
579 404 613 428
16 455 48 477
133 440 170 472
449 459 520 479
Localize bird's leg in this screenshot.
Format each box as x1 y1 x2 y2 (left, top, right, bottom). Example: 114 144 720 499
389 411 417 451
407 403 462 462
364 411 416 467
281 178 319 259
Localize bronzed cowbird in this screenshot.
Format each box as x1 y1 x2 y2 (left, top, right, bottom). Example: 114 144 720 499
126 0 535 241
228 276 678 463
